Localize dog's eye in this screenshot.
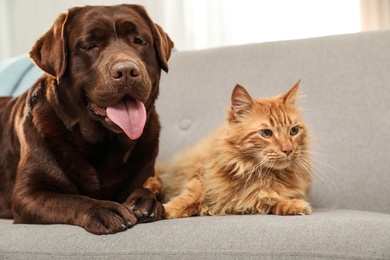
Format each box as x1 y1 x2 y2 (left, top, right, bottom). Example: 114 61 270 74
85 43 98 50
134 37 146 45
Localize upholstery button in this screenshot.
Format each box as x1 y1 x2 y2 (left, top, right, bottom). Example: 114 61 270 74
179 119 192 130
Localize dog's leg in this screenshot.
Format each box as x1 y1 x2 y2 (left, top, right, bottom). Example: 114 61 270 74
12 190 139 235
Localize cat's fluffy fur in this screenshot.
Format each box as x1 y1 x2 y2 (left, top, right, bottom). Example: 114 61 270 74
144 80 312 218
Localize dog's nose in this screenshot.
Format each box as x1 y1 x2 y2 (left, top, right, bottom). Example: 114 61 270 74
110 61 140 85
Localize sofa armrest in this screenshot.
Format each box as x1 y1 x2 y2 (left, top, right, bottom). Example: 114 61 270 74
0 54 42 96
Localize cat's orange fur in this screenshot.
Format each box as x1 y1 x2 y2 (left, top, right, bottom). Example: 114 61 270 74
144 80 312 218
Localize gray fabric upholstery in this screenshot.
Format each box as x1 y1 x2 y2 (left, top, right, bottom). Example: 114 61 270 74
1 30 390 259
1 210 389 259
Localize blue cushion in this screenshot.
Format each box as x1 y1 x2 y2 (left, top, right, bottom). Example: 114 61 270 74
0 54 43 96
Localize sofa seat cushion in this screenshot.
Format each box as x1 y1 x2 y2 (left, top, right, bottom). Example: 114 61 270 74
1 209 389 259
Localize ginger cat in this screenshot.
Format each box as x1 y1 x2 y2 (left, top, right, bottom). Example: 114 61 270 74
144 80 312 218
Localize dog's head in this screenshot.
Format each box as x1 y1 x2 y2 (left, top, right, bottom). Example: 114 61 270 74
30 5 174 140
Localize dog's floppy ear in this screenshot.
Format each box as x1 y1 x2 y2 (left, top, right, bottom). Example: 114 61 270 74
130 5 174 73
151 23 174 72
29 11 70 82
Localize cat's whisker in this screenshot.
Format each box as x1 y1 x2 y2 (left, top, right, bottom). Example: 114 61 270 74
262 158 274 178
296 158 326 187
299 149 341 178
310 161 337 188
301 150 330 157
263 159 275 179
309 157 342 177
300 150 340 175
244 161 257 189
252 157 262 173
257 157 267 176
297 157 335 189
243 157 264 189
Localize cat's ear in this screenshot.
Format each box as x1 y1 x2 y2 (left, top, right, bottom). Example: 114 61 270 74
230 84 254 121
282 79 300 105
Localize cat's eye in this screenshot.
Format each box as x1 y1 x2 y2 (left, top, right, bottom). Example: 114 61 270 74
290 126 300 136
259 129 273 138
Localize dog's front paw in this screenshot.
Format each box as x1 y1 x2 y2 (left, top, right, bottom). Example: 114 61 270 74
126 188 164 223
84 201 137 235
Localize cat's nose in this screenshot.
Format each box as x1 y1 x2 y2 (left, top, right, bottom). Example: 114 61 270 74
283 149 293 156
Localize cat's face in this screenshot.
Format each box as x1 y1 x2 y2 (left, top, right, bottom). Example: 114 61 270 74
228 80 309 170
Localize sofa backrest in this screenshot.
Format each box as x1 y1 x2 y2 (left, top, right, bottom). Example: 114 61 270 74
157 30 390 214
1 31 389 214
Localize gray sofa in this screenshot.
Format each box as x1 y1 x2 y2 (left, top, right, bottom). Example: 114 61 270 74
1 30 390 259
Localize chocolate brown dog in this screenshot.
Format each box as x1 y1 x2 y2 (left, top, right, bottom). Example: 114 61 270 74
0 4 173 234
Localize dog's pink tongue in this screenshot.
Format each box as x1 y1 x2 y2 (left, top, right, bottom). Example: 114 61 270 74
106 99 146 140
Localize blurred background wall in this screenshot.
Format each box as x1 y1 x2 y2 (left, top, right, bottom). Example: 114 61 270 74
1 0 390 61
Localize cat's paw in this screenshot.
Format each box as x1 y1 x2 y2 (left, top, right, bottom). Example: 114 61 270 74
163 204 186 219
163 203 196 219
271 199 311 215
